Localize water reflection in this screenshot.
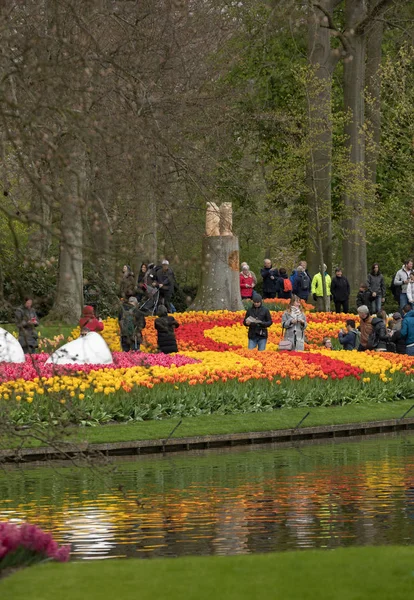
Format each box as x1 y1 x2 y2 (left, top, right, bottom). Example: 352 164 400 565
1 436 414 559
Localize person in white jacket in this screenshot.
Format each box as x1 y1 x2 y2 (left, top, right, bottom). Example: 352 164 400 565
394 259 413 310
407 272 414 308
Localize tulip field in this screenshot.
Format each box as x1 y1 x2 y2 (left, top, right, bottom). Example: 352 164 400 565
1 301 414 426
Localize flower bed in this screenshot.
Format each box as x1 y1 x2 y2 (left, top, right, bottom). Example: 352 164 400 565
0 309 413 424
0 522 70 573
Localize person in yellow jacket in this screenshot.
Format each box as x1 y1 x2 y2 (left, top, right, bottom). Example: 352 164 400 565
311 265 332 312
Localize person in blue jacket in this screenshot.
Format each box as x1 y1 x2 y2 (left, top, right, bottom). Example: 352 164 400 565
338 319 360 350
401 304 414 356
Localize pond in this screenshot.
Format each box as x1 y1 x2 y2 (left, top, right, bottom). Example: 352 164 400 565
1 435 414 559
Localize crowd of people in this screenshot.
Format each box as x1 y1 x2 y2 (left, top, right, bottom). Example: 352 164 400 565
8 257 414 360
120 260 176 313
240 257 414 355
240 258 414 314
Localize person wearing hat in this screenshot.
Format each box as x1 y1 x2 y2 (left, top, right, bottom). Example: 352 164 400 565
118 296 146 352
243 293 272 351
389 312 406 354
151 259 175 312
331 267 350 313
356 305 373 352
154 305 179 353
79 305 104 334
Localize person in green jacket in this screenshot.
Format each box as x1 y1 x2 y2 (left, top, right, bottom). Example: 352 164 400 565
311 265 332 312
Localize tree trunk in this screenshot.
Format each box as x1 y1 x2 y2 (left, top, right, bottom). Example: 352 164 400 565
341 0 368 292
364 2 383 188
306 0 335 276
48 141 85 323
27 184 52 262
189 236 244 312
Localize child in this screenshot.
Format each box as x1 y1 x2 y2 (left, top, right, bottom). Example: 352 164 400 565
356 284 370 310
323 337 333 350
338 319 360 350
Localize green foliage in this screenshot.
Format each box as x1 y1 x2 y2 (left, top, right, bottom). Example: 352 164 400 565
5 373 414 428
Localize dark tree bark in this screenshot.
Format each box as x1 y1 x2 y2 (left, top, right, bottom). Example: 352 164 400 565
364 1 384 188
306 0 336 276
48 139 85 323
341 0 368 292
189 236 244 312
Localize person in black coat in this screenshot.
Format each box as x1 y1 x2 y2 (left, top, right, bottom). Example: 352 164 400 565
15 297 39 354
276 268 292 300
331 268 350 313
356 283 371 311
243 293 272 351
389 312 406 354
260 259 279 299
154 305 179 354
151 260 175 311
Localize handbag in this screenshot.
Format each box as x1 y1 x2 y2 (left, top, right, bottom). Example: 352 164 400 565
278 339 293 351
278 323 293 351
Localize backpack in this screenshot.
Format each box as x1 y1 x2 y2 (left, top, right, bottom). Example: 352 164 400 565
367 328 379 350
390 271 401 301
283 278 293 293
120 306 135 339
351 330 361 349
297 272 309 291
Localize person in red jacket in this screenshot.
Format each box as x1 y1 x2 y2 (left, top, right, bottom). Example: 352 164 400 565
79 305 104 334
240 264 255 299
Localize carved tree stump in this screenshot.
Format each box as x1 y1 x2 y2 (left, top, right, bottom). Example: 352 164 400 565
189 235 244 312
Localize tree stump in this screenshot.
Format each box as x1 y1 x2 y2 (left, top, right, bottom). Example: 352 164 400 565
189 235 244 312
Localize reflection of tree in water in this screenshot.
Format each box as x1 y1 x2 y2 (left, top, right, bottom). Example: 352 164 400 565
1 440 414 558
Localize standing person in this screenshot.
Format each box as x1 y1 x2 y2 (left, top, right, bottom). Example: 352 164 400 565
338 319 360 350
277 268 293 300
243 293 272 351
241 262 257 286
119 265 136 299
154 305 179 354
152 260 175 311
311 265 331 312
389 312 406 355
331 268 350 313
406 272 414 308
137 263 149 301
356 283 371 310
401 304 414 356
79 305 104 334
118 297 146 352
367 263 385 315
290 260 311 287
240 264 255 300
15 297 39 354
356 305 373 352
292 266 311 302
394 259 413 311
281 295 307 351
261 259 278 299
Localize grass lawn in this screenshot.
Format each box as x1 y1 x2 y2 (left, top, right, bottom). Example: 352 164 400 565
2 547 414 600
75 399 414 445
2 322 75 340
